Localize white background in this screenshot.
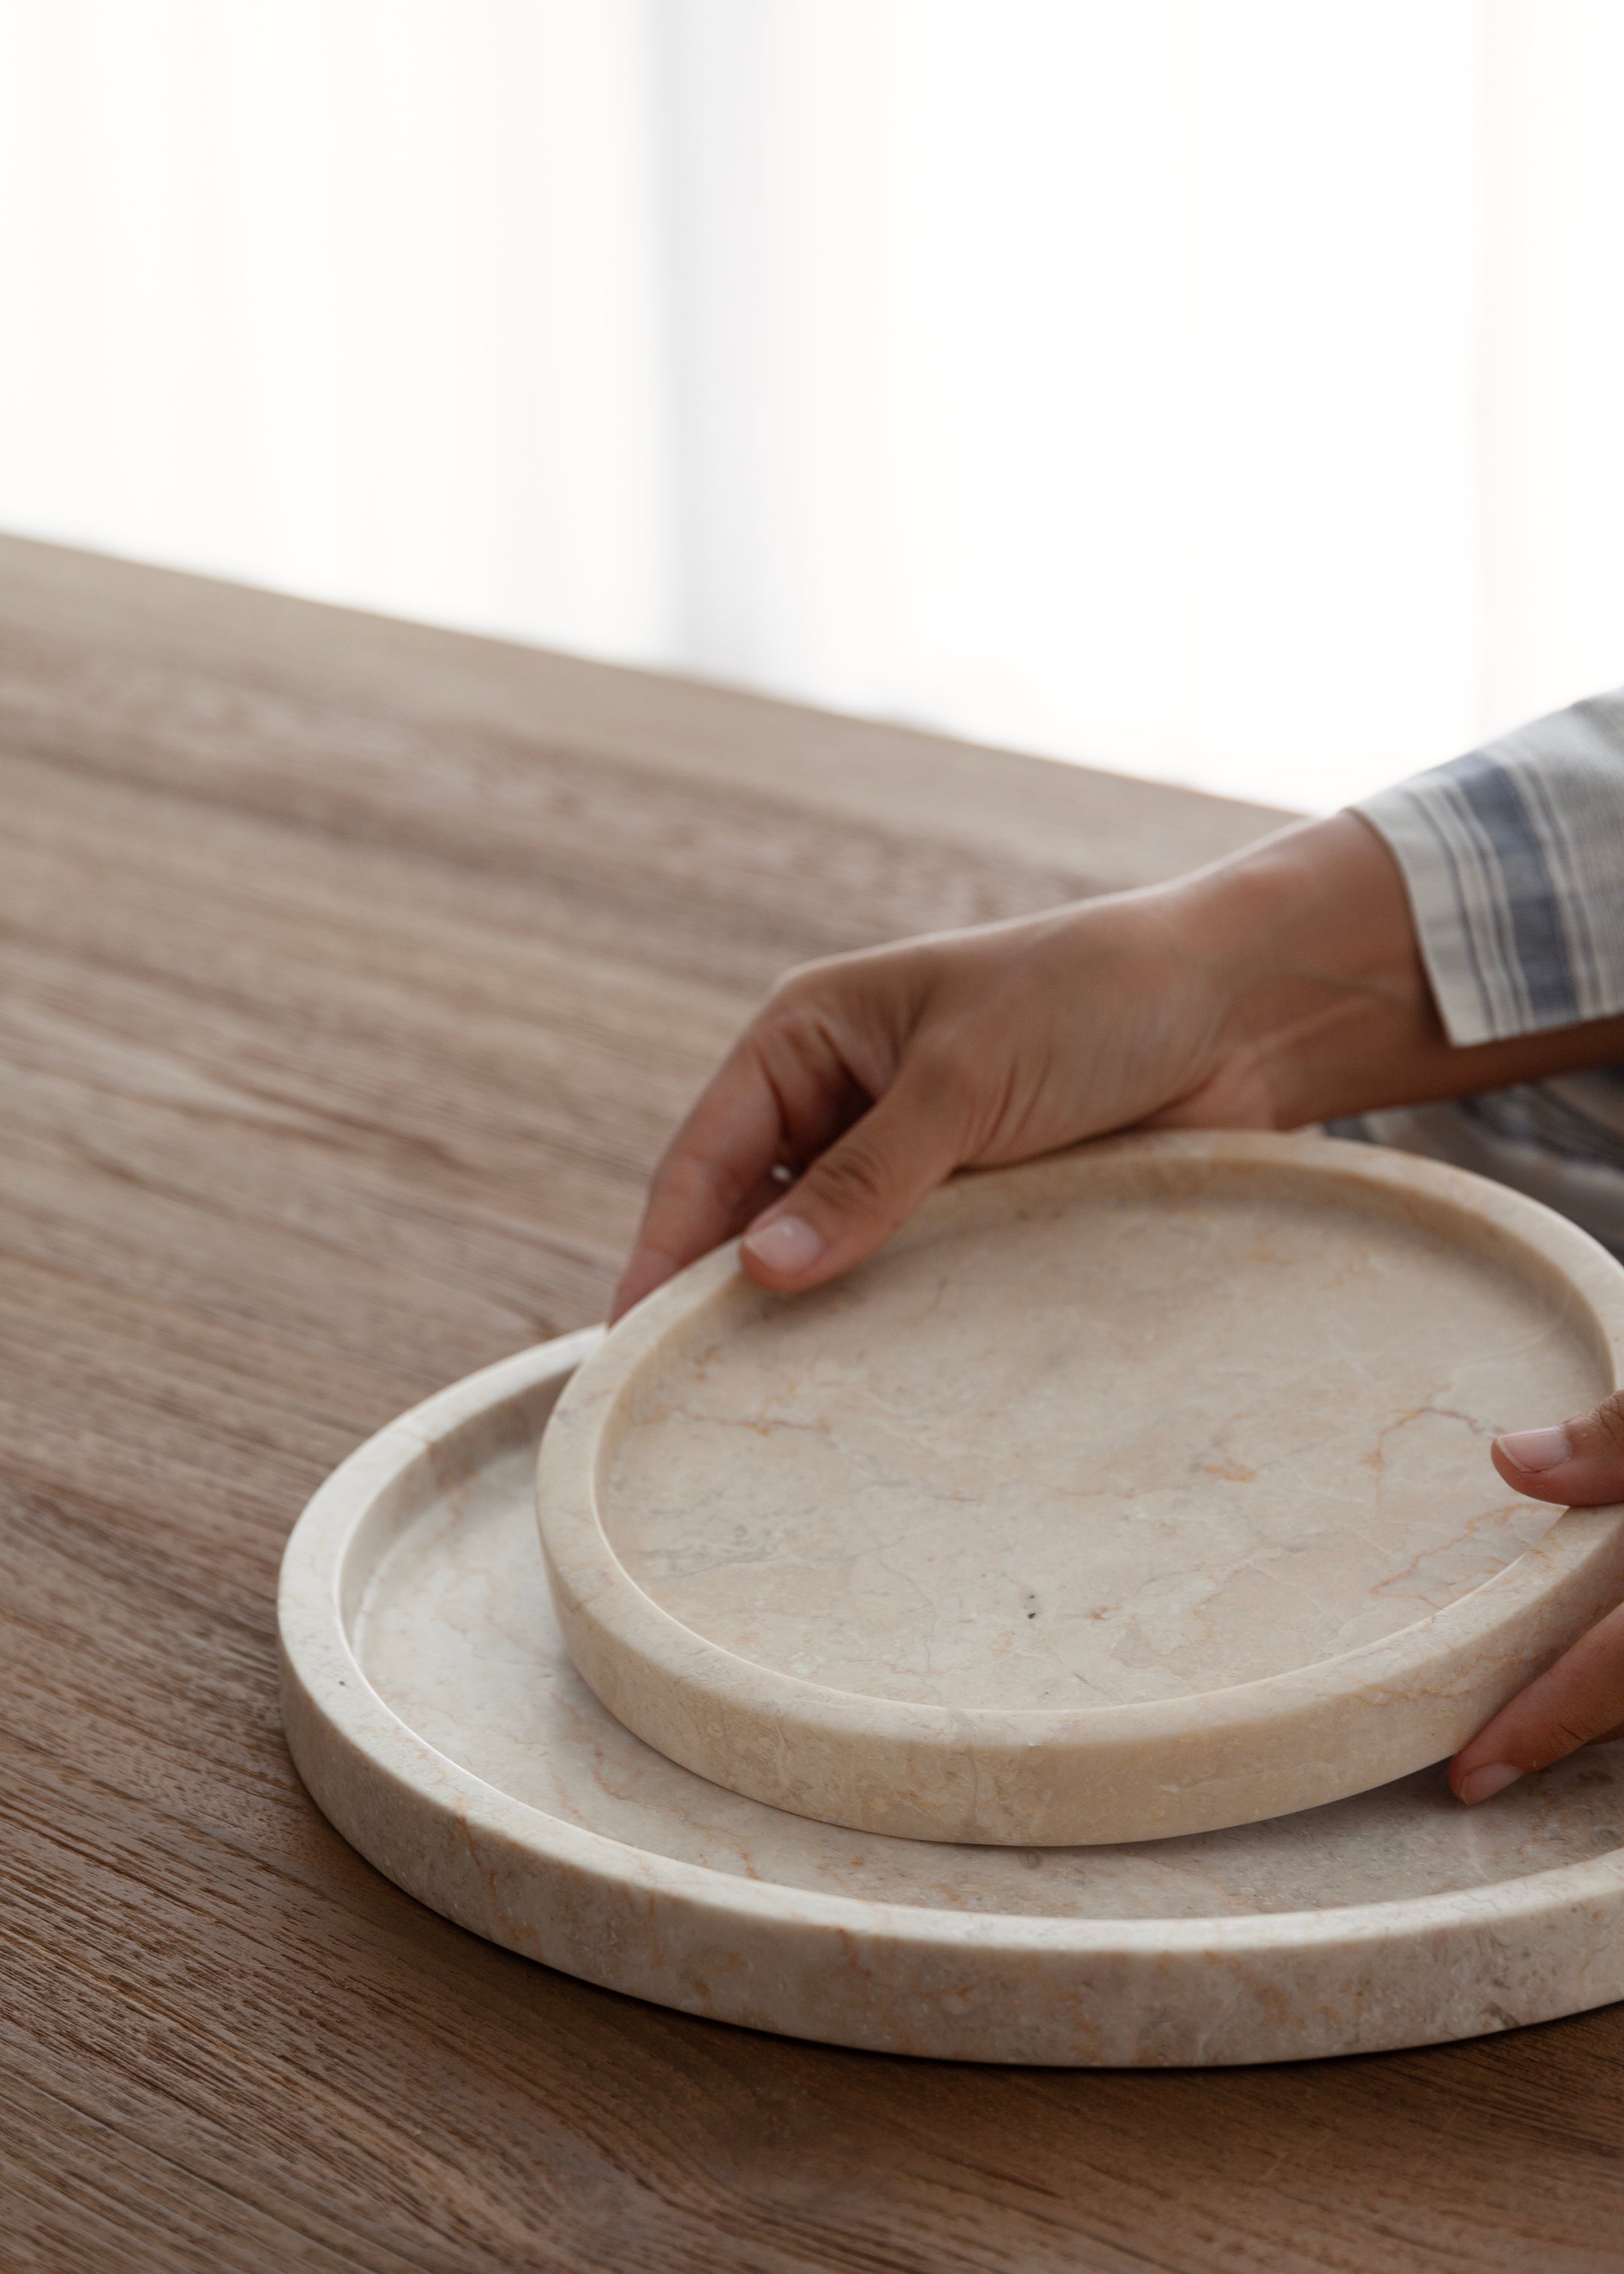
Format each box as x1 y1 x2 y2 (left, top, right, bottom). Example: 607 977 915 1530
2 0 1622 811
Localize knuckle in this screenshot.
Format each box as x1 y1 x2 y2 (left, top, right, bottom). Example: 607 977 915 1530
765 952 854 1016
764 963 821 1014
1592 1395 1624 1458
755 972 843 1058
1530 1672 1624 1763
1536 1714 1601 1763
806 1142 895 1217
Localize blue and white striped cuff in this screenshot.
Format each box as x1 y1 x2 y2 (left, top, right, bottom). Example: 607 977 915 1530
1355 690 1624 1048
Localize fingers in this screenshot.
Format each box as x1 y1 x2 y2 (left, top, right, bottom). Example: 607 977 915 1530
738 1052 971 1293
1492 1392 1624 1505
610 1048 794 1322
1450 1391 1624 1804
615 1037 966 1318
611 982 882 1322
1450 1598 1624 1804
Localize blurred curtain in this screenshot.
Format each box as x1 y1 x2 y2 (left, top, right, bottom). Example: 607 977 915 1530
2 0 1622 809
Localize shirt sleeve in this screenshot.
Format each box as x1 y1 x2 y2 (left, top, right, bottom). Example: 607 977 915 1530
1353 688 1624 1047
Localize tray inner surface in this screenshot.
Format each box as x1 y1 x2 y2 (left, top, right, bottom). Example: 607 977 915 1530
602 1178 1604 1710
352 1389 1624 1924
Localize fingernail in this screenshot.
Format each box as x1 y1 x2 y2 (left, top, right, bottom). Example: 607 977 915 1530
742 1215 824 1275
1460 1762 1524 1806
1496 1424 1572 1473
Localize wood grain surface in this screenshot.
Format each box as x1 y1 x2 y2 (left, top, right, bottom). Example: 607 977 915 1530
2 530 1616 2274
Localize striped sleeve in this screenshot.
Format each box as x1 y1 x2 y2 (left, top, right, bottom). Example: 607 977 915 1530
1354 689 1624 1047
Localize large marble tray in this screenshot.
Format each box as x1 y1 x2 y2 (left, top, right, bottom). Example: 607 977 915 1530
539 1133 1624 1844
280 1331 1624 2066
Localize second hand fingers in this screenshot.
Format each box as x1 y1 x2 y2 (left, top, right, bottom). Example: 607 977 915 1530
1450 1596 1624 1803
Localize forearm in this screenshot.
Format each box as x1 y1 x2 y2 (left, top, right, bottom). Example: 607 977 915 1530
1176 812 1624 1131
618 701 1624 1310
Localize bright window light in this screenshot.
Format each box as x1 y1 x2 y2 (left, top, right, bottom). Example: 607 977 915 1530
1 0 1621 814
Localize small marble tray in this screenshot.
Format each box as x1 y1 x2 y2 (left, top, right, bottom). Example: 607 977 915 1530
280 1334 1624 2065
539 1132 1624 1845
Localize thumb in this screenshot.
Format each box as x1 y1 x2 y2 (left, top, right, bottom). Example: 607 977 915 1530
1493 1392 1624 1506
738 1058 970 1293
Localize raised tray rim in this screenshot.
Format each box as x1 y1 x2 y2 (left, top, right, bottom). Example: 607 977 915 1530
536 1131 1624 1844
278 1329 1624 2063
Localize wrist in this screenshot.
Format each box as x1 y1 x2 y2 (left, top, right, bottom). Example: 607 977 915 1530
1164 813 1439 1129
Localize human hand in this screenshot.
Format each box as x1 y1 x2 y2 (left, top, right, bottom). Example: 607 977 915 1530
1451 1400 1624 1804
612 812 1433 1319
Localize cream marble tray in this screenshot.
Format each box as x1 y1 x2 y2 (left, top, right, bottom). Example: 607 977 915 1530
539 1133 1624 1845
279 1331 1624 2066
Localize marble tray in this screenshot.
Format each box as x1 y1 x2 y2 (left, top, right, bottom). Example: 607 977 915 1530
539 1132 1624 1845
279 1332 1624 2066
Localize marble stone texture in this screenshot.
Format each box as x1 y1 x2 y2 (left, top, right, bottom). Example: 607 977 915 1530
538 1132 1624 1844
278 1334 1624 2066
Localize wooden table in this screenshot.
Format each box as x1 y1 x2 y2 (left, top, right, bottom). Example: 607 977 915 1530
2 530 1616 2274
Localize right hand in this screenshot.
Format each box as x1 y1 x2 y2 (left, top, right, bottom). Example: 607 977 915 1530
612 891 1243 1319
612 811 1428 1319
